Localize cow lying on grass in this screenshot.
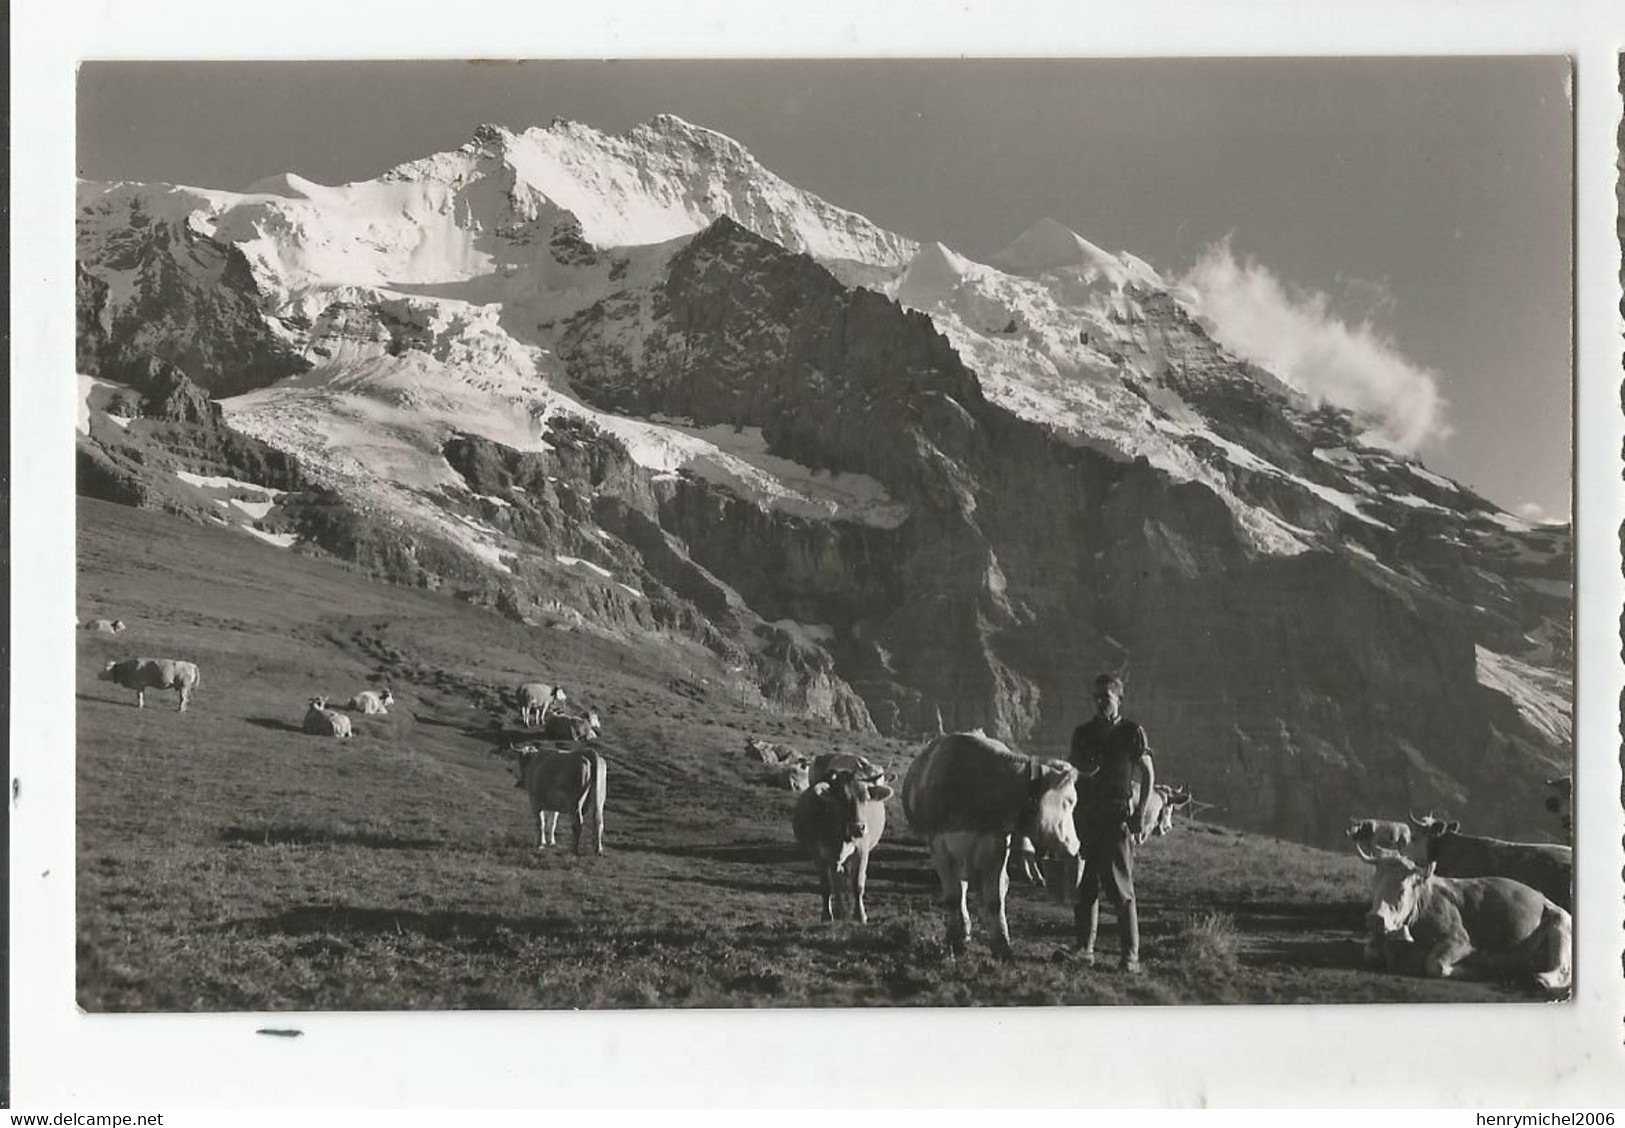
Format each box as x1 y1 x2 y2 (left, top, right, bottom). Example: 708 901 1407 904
1357 845 1570 993
100 658 199 712
348 687 394 715
513 742 607 856
303 696 352 739
791 764 893 923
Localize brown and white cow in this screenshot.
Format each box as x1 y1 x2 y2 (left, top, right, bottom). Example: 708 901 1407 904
791 767 894 923
901 732 1081 959
83 618 127 635
1357 847 1570 992
514 742 607 856
1409 814 1572 911
99 658 199 711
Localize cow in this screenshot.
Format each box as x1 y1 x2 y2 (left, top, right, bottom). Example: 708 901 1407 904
1409 814 1572 911
901 731 1082 959
514 742 607 855
1357 846 1571 992
83 618 127 634
347 687 395 715
517 682 568 728
542 709 601 742
792 767 894 923
99 658 199 711
303 696 353 739
745 737 788 764
1346 818 1413 855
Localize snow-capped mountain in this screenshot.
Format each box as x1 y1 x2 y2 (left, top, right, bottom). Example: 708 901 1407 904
75 114 1571 847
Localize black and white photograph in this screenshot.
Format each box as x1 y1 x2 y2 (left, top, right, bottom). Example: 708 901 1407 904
67 54 1577 1010
13 1 1625 1108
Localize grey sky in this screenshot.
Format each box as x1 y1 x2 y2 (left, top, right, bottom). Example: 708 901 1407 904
77 58 1573 518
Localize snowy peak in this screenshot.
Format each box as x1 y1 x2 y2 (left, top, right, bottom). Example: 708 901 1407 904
988 216 1164 289
897 241 977 306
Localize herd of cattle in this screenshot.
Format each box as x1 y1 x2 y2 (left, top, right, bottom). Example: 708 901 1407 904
82 626 1574 994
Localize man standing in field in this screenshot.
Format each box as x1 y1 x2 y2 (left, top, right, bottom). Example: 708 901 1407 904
1066 672 1156 972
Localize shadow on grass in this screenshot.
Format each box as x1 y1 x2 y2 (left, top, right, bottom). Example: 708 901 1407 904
220 824 446 851
244 717 311 735
1222 899 1367 933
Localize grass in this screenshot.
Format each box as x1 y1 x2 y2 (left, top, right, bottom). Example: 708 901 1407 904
74 499 1544 1010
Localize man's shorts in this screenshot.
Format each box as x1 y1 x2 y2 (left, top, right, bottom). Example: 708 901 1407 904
1078 808 1135 905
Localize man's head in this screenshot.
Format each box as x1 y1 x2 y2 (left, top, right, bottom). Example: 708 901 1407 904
1092 673 1124 719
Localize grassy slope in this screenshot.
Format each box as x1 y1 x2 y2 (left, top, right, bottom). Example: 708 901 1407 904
76 499 1530 1009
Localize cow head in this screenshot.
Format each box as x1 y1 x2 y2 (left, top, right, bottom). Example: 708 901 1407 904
1359 850 1436 938
1022 760 1082 884
1347 817 1411 853
508 741 542 783
785 758 812 793
378 687 395 707
1149 784 1192 837
1409 812 1459 838
584 709 602 737
112 619 126 632
98 660 118 681
812 769 894 841
308 695 328 710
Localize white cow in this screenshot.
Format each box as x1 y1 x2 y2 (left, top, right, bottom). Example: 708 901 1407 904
99 658 199 711
348 687 395 715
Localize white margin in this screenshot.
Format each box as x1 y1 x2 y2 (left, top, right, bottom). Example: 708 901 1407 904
12 0 1625 1108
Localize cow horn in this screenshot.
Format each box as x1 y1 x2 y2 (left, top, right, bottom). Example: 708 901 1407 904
1407 810 1432 828
1353 841 1392 864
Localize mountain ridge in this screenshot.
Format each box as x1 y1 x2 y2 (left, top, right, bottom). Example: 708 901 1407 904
73 115 1571 848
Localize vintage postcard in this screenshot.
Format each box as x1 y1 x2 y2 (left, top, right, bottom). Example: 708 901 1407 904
13 3 1625 1109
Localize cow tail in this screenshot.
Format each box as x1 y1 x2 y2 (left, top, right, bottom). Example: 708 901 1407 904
586 746 607 848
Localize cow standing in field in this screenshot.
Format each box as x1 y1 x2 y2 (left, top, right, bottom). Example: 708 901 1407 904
514 742 607 855
99 658 199 711
1357 846 1571 992
901 731 1082 959
1409 815 1572 911
303 696 352 739
348 687 394 715
792 764 893 923
518 683 568 728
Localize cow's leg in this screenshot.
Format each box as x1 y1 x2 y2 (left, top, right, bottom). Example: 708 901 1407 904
975 838 1015 961
853 848 871 925
817 859 835 923
177 685 188 712
1422 931 1474 979
532 804 546 850
135 689 145 709
592 800 605 857
571 805 586 856
1533 909 1572 992
930 837 970 956
544 810 559 847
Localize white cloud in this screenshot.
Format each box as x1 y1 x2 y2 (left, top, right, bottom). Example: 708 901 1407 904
1181 240 1450 452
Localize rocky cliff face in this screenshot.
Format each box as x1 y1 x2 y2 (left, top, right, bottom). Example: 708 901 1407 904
73 116 1571 848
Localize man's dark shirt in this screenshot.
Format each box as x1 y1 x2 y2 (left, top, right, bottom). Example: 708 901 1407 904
1069 715 1151 811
